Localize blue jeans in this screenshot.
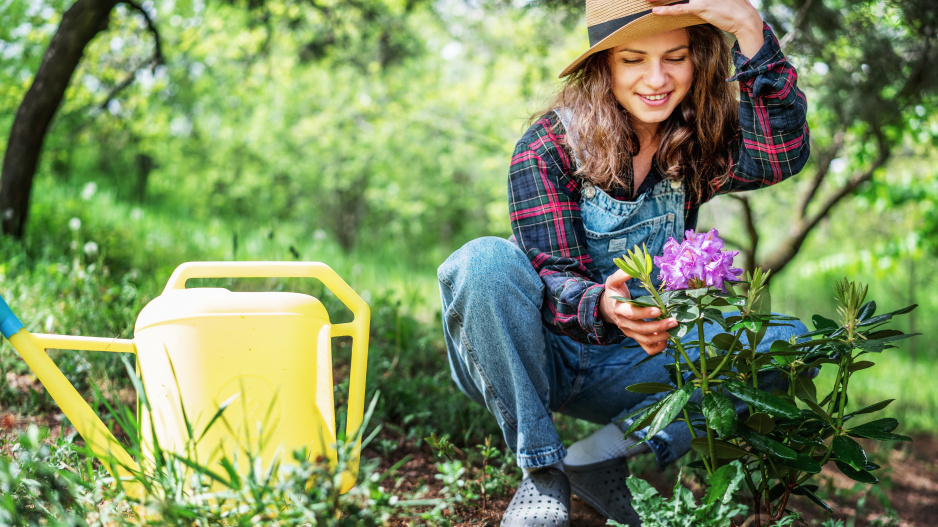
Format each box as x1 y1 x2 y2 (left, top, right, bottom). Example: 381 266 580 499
438 236 809 470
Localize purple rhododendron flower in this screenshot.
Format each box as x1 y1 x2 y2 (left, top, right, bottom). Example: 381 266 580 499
653 229 743 291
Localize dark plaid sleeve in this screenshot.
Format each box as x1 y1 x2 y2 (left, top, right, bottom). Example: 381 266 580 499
701 22 810 202
508 113 623 345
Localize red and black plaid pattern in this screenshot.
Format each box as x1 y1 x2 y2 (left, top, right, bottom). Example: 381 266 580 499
508 23 809 345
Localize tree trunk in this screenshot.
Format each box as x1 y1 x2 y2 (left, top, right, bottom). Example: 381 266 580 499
0 0 120 238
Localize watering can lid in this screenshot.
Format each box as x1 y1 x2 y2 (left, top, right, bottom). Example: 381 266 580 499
134 288 329 332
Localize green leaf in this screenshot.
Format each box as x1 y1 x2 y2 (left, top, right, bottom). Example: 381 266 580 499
788 434 826 449
865 329 905 339
803 398 832 424
781 453 823 474
848 360 875 372
703 308 728 330
812 314 839 331
834 460 878 484
769 339 796 354
614 257 641 278
703 392 737 438
613 297 659 308
687 287 709 298
625 474 664 517
703 460 746 507
667 322 690 339
644 383 694 440
710 333 743 353
744 412 776 435
793 376 818 405
624 396 672 436
855 333 918 353
844 399 894 418
731 318 761 333
857 300 877 323
712 290 746 304
626 382 675 394
722 380 801 420
793 485 833 513
849 418 898 434
690 437 749 459
856 304 917 327
673 304 701 323
832 435 867 471
855 339 886 353
737 427 798 461
848 431 913 442
847 418 912 442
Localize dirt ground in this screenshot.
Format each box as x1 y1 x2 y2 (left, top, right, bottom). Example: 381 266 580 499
2 372 936 527
372 430 938 526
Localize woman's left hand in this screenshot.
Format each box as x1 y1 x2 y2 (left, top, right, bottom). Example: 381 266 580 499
650 0 765 58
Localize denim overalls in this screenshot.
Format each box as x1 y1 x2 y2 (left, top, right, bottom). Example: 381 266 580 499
437 112 806 470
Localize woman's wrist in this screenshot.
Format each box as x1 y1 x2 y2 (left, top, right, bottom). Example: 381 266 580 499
598 287 613 324
734 13 766 59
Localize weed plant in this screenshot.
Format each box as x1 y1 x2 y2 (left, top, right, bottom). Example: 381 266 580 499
0 383 460 526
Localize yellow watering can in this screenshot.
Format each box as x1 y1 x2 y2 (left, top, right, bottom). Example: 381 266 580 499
0 261 369 495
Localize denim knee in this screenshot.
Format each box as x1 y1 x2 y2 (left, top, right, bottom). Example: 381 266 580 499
438 236 539 300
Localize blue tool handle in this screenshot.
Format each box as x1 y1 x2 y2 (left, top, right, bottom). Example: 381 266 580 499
0 294 25 339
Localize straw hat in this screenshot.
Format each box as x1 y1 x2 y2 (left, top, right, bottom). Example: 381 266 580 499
559 0 706 77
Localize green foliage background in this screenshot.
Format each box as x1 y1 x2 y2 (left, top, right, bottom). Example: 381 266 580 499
1 0 937 440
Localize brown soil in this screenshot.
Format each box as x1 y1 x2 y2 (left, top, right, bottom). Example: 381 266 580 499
2 373 936 527
371 429 938 526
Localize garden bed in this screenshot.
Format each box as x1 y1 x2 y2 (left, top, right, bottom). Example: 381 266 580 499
370 428 938 526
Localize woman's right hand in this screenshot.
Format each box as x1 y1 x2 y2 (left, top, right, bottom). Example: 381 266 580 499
599 269 677 356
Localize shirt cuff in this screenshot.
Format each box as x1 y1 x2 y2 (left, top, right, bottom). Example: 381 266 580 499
728 22 786 88
581 284 623 344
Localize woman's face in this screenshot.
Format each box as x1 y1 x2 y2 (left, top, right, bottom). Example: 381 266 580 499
609 28 694 137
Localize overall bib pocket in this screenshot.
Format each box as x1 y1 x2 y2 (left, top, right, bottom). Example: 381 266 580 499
581 181 685 298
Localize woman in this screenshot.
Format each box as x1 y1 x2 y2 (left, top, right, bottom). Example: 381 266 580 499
438 0 810 525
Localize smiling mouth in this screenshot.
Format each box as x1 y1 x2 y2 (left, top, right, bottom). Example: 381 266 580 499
640 93 670 101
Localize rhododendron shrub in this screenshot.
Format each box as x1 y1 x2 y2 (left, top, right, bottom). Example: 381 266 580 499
610 236 917 527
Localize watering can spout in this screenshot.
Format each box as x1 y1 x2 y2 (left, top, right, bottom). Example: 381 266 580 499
0 296 138 489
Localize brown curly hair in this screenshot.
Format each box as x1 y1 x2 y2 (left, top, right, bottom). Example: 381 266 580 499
541 24 740 202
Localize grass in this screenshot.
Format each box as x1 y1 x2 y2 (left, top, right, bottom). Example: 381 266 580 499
1 176 937 523
0 177 507 524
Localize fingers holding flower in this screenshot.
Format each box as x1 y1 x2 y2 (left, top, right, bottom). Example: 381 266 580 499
600 270 678 355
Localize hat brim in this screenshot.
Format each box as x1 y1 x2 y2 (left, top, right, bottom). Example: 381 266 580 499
559 13 706 78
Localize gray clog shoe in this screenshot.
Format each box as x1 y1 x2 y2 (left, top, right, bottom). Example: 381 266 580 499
563 457 640 526
501 467 571 527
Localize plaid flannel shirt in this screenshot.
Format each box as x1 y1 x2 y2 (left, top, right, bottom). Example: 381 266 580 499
508 23 810 345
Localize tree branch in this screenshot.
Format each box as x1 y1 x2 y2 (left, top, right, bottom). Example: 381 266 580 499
896 23 935 104
98 0 165 111
778 0 814 51
760 139 891 274
798 131 845 219
124 0 163 63
727 193 759 275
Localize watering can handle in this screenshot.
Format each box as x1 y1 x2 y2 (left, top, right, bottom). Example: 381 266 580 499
162 261 370 488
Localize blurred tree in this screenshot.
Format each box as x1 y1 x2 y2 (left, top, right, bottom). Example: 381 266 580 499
0 0 434 239
719 0 938 275
0 0 162 238
8 0 933 275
